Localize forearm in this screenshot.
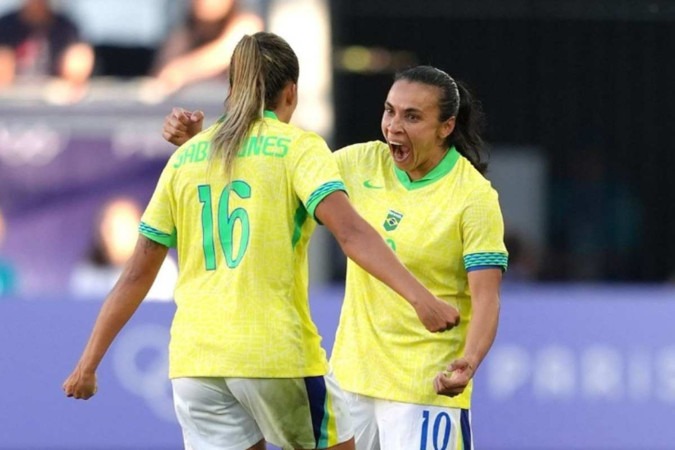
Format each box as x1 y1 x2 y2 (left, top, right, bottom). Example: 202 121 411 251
0 47 16 86
76 266 156 372
338 219 430 308
159 27 243 86
463 291 500 371
159 17 261 88
318 192 429 307
318 192 457 332
161 48 229 87
76 237 166 372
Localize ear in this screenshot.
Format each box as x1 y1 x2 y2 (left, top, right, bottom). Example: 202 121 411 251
439 116 456 140
284 82 297 107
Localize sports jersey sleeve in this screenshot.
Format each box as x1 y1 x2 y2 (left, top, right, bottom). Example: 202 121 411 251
461 185 509 271
289 132 347 219
139 159 178 248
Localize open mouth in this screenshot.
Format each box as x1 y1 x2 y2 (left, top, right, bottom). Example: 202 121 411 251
388 141 411 163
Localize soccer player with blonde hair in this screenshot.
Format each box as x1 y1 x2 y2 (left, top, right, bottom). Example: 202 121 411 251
163 63 507 449
62 33 459 450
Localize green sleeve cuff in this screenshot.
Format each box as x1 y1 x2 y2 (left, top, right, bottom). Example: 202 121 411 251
305 181 348 220
464 252 508 271
139 222 177 248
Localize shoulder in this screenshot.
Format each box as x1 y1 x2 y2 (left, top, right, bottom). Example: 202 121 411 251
334 140 388 163
0 11 19 23
455 156 499 200
53 13 79 32
338 140 388 154
457 156 492 187
272 121 330 149
0 12 20 32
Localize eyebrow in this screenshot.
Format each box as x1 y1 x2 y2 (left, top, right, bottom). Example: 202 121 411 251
384 101 423 114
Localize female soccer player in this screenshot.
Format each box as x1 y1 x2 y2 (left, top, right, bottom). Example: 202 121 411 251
62 34 459 450
160 65 507 449
330 66 506 450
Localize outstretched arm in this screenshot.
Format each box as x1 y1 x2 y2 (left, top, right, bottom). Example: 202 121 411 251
316 191 460 333
62 236 168 399
154 13 263 93
434 268 501 396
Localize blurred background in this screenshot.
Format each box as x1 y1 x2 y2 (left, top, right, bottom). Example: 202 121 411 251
1 0 674 449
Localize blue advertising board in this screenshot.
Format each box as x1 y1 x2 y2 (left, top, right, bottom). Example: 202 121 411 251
2 284 675 449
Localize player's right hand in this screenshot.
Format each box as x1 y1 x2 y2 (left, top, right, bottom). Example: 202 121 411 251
162 107 204 146
62 366 98 400
414 297 460 332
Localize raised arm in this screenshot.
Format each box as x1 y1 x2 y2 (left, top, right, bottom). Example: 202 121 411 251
316 191 460 333
153 14 263 94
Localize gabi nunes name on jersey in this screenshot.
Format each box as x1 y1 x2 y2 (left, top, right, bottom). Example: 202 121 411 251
173 134 291 168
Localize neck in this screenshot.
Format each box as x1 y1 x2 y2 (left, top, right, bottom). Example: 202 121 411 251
407 147 448 181
273 107 293 124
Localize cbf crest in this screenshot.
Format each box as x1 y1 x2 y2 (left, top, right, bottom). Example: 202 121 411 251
383 210 403 231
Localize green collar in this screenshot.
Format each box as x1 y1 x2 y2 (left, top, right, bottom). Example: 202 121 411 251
394 147 460 190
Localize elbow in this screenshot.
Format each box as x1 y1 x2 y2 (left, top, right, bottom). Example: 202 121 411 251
333 220 372 260
334 228 358 258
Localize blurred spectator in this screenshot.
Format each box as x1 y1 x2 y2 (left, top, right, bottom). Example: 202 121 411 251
0 207 17 296
503 230 539 282
146 0 263 96
0 0 94 100
69 197 178 302
62 0 180 78
543 146 642 281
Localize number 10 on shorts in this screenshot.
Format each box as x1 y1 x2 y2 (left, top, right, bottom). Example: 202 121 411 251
420 409 452 450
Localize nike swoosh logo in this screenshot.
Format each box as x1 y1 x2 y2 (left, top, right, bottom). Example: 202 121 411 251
363 180 383 189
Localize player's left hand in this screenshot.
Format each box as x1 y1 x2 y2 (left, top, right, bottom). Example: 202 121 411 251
433 358 475 397
62 366 98 400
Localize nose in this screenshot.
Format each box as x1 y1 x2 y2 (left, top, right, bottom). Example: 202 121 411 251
386 114 404 135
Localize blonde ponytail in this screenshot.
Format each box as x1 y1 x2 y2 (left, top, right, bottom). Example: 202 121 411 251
211 35 265 178
210 32 300 178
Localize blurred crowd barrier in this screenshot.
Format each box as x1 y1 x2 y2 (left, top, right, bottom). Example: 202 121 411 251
2 284 675 449
0 78 335 298
0 80 229 297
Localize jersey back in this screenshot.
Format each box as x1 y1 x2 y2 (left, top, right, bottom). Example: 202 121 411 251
141 112 346 378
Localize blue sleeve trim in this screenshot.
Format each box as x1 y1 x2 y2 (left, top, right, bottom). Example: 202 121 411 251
139 222 176 248
466 265 504 272
464 252 508 271
306 181 348 220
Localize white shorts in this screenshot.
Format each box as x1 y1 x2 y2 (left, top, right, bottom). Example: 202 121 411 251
172 374 354 450
346 392 473 450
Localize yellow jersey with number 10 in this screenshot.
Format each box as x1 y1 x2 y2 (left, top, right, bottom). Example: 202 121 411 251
331 141 508 409
140 111 346 379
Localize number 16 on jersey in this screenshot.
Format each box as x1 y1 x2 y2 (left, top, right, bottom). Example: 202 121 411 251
198 181 252 270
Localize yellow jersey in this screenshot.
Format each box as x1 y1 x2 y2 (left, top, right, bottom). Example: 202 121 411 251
140 111 346 378
330 141 508 408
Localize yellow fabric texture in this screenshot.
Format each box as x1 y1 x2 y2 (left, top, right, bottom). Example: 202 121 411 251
140 115 345 378
331 141 507 408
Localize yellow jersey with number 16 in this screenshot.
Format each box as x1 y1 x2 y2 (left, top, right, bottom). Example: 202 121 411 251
140 111 346 379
